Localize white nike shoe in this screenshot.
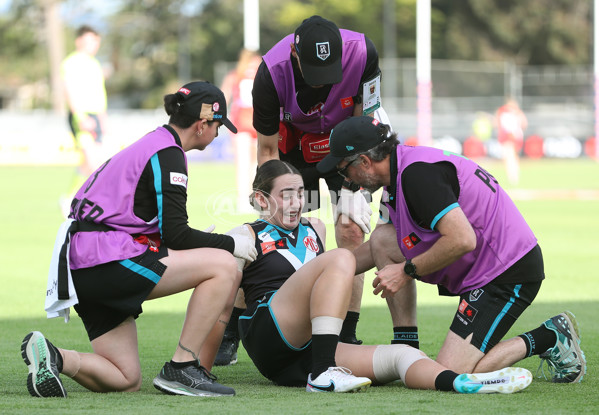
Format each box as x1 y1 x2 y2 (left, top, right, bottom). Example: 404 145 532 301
306 366 371 393
453 367 532 394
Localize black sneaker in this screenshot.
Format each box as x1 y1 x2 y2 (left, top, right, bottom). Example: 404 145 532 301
339 335 363 345
21 331 67 398
153 361 235 397
214 334 239 366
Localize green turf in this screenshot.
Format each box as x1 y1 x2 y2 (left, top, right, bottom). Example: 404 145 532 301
0 159 598 414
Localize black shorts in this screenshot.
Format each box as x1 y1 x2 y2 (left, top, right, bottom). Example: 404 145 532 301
68 112 103 145
238 291 312 386
279 147 344 212
449 280 542 353
71 245 168 341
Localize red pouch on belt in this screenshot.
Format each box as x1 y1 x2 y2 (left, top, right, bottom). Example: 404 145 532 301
277 122 299 154
299 132 331 163
134 233 161 252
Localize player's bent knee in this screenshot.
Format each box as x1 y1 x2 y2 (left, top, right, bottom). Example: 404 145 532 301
327 248 356 275
372 344 430 384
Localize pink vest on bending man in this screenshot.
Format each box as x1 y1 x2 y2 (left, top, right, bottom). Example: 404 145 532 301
69 126 186 269
383 146 537 295
263 29 367 135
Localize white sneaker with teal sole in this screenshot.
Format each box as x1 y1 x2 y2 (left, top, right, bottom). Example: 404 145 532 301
453 367 532 394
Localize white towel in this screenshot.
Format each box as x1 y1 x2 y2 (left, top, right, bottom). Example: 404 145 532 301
45 219 78 322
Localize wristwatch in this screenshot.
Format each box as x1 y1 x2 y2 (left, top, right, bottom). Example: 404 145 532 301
404 259 421 280
342 179 361 192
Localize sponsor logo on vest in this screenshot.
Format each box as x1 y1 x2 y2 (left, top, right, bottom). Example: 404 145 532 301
170 172 188 188
401 232 420 250
340 97 354 109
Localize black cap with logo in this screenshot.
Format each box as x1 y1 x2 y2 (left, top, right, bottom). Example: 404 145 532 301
294 15 343 87
317 116 391 173
176 81 238 133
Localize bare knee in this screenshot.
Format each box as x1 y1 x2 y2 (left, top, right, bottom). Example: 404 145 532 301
212 251 238 284
335 220 364 249
121 374 143 392
370 224 404 264
327 248 357 278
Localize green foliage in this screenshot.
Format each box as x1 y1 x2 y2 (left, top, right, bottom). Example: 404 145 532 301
0 1 48 85
0 0 594 106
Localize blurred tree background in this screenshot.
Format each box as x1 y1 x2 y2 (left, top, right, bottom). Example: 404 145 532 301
0 0 592 110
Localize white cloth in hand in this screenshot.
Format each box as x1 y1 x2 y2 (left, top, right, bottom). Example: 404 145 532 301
334 188 373 234
227 225 258 263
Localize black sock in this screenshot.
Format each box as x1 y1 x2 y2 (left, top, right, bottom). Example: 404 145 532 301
391 326 420 349
519 325 557 357
339 311 360 340
311 334 339 379
170 360 197 369
225 307 245 338
435 369 459 392
52 345 64 373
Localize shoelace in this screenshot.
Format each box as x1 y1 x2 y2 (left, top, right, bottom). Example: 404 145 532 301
329 366 353 376
192 363 218 382
536 356 555 380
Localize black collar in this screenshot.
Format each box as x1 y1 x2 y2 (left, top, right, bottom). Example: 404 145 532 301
164 124 183 148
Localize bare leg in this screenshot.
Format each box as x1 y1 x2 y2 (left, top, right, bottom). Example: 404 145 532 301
270 249 356 347
149 248 238 363
370 224 417 327
200 271 243 371
335 342 446 390
436 331 484 373
473 337 527 373
335 215 365 314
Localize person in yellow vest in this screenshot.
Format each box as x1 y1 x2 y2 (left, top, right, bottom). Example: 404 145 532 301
60 25 107 216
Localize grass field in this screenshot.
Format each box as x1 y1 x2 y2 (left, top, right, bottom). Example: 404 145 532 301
0 158 598 414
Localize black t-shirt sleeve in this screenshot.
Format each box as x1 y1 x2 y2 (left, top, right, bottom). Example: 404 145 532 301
252 61 281 136
361 36 380 84
401 162 460 230
135 147 235 253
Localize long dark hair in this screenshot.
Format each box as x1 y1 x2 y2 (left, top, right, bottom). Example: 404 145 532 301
163 93 218 129
250 160 301 210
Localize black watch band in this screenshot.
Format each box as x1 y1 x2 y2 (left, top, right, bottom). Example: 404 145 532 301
404 259 421 280
342 179 361 192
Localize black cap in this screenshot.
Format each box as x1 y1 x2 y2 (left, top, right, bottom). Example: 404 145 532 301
176 81 237 133
317 116 390 173
294 16 342 86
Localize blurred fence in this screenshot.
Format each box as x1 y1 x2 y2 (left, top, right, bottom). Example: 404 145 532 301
0 59 595 165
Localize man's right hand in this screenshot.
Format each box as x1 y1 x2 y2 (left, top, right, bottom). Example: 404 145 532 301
334 188 373 234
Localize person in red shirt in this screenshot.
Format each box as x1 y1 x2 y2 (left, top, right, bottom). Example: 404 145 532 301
495 98 528 185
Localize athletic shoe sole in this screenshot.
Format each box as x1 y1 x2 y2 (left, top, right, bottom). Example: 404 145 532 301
556 311 587 383
152 376 235 397
454 367 532 394
306 379 371 393
21 331 67 398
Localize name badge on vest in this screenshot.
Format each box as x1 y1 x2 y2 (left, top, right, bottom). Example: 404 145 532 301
362 74 381 115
